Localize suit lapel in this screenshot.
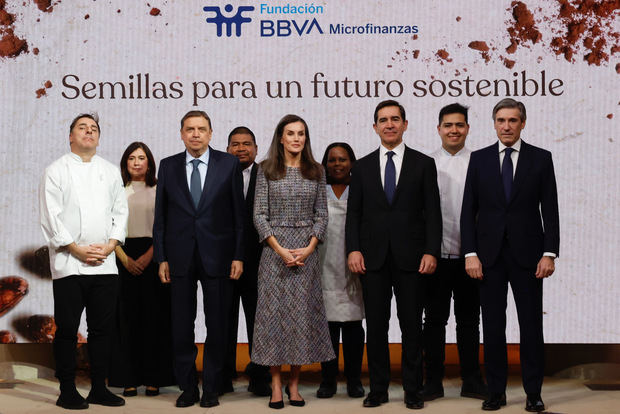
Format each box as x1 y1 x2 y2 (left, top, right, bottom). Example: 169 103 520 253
246 163 258 210
174 152 195 209
197 147 219 211
510 140 532 202
484 143 507 206
369 150 390 207
393 146 411 204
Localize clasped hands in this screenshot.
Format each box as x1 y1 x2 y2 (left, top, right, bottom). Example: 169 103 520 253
67 241 117 266
277 245 314 267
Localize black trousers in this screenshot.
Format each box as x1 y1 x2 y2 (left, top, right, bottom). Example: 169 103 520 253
422 258 482 385
320 321 365 383
170 249 233 394
53 274 117 386
480 243 544 395
224 275 269 382
360 251 425 394
108 237 175 388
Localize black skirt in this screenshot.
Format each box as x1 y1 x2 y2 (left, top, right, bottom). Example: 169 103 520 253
108 237 176 387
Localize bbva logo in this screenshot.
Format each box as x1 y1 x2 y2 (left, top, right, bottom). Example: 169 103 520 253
203 4 254 37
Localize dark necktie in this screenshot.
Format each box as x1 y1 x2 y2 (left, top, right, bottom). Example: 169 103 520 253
502 147 514 201
190 159 202 208
385 151 396 204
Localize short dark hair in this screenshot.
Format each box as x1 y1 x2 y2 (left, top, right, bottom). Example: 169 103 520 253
119 142 157 187
438 103 469 125
180 110 212 130
492 98 526 122
227 126 256 146
69 113 100 134
374 99 406 124
321 142 357 185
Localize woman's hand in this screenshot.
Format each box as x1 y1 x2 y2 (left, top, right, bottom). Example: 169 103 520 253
288 245 314 266
125 256 144 275
277 246 299 267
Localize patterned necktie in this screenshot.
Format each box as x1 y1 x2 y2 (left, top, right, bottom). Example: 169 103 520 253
190 159 202 208
385 151 396 204
502 147 514 201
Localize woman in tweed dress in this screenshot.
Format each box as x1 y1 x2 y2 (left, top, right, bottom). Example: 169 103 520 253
252 114 335 408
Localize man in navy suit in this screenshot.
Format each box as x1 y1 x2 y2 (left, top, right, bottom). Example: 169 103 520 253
153 110 245 408
460 98 559 412
346 100 442 409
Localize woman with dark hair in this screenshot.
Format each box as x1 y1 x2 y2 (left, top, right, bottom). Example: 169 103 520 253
316 143 366 399
252 115 334 409
108 142 175 396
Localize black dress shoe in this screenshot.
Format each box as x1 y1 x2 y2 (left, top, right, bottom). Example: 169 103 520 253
248 379 272 397
363 391 389 407
122 388 137 397
346 380 365 398
482 393 507 411
525 394 545 412
175 387 200 408
145 387 160 396
316 381 337 398
200 392 220 408
269 396 284 409
461 377 489 400
420 382 444 401
284 385 305 406
404 391 424 409
86 387 125 406
56 388 89 410
218 382 234 396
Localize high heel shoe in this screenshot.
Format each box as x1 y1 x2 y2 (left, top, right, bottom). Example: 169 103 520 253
285 385 306 407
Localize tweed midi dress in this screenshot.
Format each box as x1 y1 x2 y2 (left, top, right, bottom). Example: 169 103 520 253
251 165 335 366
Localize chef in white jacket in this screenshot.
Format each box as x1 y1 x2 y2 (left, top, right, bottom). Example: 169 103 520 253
39 113 128 410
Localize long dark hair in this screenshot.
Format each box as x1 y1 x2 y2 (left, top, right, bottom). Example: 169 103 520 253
321 142 357 185
120 142 157 187
261 114 322 181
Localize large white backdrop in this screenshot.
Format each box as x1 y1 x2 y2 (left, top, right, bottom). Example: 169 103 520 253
0 0 618 343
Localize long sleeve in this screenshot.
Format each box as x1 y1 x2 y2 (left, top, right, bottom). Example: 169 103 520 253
460 154 479 255
345 162 362 254
253 166 274 243
311 170 328 242
540 152 560 256
153 159 168 263
109 170 128 244
422 157 442 258
231 157 246 261
39 167 74 250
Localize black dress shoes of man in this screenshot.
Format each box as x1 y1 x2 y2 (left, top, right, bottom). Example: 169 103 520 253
482 393 507 411
525 394 545 412
346 380 365 398
404 391 424 409
175 387 200 408
316 381 337 398
363 391 389 407
461 376 489 400
86 387 125 407
248 379 272 397
218 382 234 396
56 388 89 410
420 382 444 401
200 392 220 408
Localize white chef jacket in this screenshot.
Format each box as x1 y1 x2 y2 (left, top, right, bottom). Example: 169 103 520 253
39 152 128 279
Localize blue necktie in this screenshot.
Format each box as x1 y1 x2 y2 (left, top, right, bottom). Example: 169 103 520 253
190 159 202 208
385 151 396 204
502 147 514 201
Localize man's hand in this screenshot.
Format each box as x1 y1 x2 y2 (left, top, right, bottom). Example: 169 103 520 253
465 256 483 280
347 251 366 274
418 254 437 274
67 243 107 265
159 261 170 283
230 260 243 280
535 256 555 279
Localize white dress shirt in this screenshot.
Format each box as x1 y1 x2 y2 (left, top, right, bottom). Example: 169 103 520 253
379 140 405 188
39 152 128 279
242 164 253 198
431 146 471 258
498 138 521 177
185 149 209 190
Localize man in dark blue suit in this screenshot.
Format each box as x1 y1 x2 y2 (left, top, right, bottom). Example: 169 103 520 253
153 110 245 408
460 98 559 412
